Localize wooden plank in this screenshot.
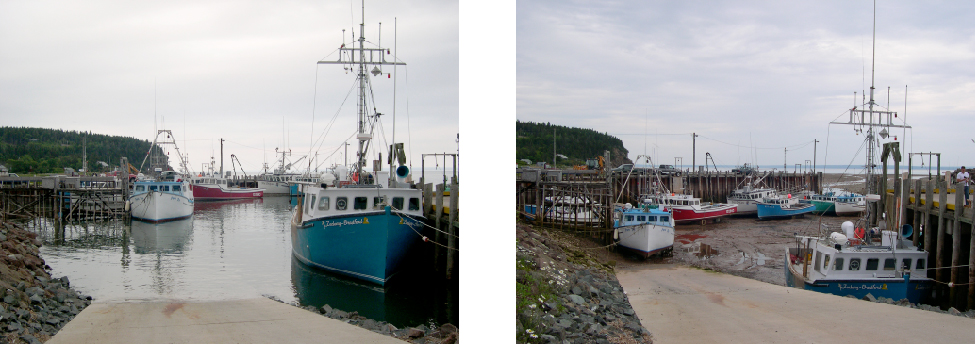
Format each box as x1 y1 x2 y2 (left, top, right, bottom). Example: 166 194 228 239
446 182 458 280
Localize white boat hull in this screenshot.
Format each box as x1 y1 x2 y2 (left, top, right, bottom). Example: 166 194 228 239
834 201 865 216
130 191 194 222
618 223 674 257
258 180 292 195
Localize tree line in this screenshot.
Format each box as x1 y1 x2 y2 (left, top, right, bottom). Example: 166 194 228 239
515 120 631 168
0 127 161 174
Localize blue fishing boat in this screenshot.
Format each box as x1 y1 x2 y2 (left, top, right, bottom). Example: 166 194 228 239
613 203 675 258
290 4 427 285
756 195 814 220
784 0 931 303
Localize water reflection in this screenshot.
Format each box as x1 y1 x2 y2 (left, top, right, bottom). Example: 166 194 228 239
291 251 458 328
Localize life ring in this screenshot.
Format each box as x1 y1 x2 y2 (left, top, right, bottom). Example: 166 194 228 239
336 198 348 210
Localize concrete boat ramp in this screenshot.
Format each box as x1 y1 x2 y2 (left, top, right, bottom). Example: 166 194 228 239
618 265 975 343
47 298 404 343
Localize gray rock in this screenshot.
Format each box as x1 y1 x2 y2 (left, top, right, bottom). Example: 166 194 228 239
362 318 378 331
45 316 60 325
20 334 42 344
863 293 877 302
330 309 349 319
555 319 573 328
3 294 15 304
567 294 586 305
949 307 962 316
320 304 333 316
407 327 425 338
7 321 23 332
29 293 44 304
571 286 583 295
621 307 635 316
60 276 70 287
0 233 6 241
540 334 558 343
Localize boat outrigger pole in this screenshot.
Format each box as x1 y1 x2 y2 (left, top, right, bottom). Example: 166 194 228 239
317 1 405 184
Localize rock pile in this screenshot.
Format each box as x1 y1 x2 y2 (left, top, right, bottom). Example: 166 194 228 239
1 221 92 344
852 293 975 318
517 223 652 343
266 296 458 344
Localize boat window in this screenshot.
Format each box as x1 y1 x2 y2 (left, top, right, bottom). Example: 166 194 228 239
647 216 656 222
661 216 669 222
833 258 844 271
391 197 404 210
136 185 145 191
625 215 634 221
883 258 896 271
824 255 831 271
162 185 170 192
173 185 180 192
849 258 861 271
149 185 158 191
354 197 367 210
336 197 348 210
373 196 385 210
866 258 879 270
901 258 912 271
409 198 420 211
916 259 925 270
814 251 821 272
308 195 316 212
318 197 329 210
637 215 646 222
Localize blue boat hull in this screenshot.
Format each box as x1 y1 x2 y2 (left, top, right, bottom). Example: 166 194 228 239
784 259 932 303
292 207 423 285
757 203 814 219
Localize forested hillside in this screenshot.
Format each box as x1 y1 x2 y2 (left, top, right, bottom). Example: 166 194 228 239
516 121 631 168
0 127 158 174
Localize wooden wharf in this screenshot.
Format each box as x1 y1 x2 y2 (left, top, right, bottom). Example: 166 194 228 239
0 175 129 222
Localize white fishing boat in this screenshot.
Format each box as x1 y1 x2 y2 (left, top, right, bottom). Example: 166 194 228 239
130 130 195 222
614 203 675 258
130 172 194 222
727 171 777 216
291 4 429 285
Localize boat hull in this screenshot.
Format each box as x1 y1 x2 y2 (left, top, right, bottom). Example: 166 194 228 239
292 207 424 285
784 255 932 304
671 204 738 223
191 184 264 200
617 223 674 258
834 202 865 216
257 180 292 195
806 200 836 215
130 191 194 222
757 203 814 220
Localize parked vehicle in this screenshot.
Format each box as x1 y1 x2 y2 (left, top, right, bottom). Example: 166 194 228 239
657 164 680 176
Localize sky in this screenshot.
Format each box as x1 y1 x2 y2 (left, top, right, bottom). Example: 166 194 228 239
0 0 458 176
518 0 975 172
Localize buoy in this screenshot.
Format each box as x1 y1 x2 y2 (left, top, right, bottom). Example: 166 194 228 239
854 227 865 239
422 236 429 242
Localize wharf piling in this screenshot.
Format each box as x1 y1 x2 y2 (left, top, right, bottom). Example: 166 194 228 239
1 175 130 223
420 177 459 280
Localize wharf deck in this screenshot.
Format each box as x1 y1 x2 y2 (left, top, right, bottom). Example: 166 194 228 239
618 265 975 343
47 298 405 344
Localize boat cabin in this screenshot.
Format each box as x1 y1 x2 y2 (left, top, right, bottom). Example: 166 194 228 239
133 181 189 197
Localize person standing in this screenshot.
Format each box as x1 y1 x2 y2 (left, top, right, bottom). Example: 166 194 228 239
958 166 971 206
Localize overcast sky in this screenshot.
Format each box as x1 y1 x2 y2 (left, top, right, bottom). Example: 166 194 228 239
0 0 458 175
518 0 975 171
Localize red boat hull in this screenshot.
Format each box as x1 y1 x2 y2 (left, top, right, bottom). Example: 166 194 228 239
190 184 264 200
670 205 738 223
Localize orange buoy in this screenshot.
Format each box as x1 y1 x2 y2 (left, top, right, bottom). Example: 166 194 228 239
854 227 865 239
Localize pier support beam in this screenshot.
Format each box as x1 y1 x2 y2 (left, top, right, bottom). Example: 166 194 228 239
951 183 964 306
936 181 948 297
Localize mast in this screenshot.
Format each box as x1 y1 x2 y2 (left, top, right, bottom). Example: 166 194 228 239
318 1 405 184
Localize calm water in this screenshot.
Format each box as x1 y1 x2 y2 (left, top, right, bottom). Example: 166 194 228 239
26 196 457 328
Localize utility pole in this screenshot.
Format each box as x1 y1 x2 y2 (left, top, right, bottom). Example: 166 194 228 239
553 128 556 169
220 138 225 177
692 133 698 173
813 139 819 173
784 147 787 171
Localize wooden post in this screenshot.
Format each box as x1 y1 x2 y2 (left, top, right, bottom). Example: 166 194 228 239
936 180 948 295
969 195 975 310
914 178 922 247
434 183 444 272
446 181 457 280
951 183 964 305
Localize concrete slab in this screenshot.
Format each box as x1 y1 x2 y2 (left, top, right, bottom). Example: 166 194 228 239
48 298 405 344
617 265 975 343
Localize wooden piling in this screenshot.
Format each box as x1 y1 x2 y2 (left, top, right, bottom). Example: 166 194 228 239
951 183 963 306
969 197 975 310
446 181 458 280
936 180 948 296
434 183 444 272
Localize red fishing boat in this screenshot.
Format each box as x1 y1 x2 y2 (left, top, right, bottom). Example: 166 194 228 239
188 175 264 200
643 193 737 224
